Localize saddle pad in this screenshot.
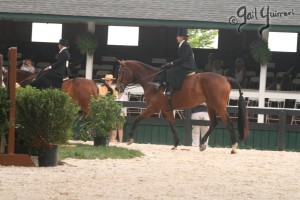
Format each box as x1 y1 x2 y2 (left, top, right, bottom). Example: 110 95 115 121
187 71 195 76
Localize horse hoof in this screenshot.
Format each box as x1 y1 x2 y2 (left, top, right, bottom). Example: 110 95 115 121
127 139 134 145
171 147 177 150
231 149 237 154
200 144 207 151
231 143 238 154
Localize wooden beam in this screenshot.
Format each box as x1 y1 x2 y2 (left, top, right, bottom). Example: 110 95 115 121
0 47 35 167
7 47 17 154
0 154 36 167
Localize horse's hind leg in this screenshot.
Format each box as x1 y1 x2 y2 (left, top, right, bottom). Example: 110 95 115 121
218 109 238 154
200 109 218 152
163 111 179 149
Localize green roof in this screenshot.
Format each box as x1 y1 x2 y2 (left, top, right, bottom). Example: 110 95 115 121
0 0 299 31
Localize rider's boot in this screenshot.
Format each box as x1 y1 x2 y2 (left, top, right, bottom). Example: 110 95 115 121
149 81 161 89
165 85 173 99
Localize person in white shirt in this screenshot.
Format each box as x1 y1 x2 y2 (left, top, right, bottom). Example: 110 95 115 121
191 103 210 148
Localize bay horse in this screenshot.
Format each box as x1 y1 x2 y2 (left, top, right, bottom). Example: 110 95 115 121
115 60 249 154
2 69 99 115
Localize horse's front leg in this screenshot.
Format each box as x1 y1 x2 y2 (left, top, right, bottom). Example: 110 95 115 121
163 111 179 150
127 107 157 145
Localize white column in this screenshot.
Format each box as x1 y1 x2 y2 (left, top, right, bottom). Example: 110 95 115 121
257 29 269 123
85 22 95 80
257 64 267 122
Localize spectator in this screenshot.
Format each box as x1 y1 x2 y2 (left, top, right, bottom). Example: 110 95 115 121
21 59 35 73
204 53 216 72
109 92 128 143
99 74 117 96
1 67 6 87
234 57 247 88
211 58 224 75
191 103 210 148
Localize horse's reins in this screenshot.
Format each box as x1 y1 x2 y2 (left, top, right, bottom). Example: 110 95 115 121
121 67 165 89
18 73 37 85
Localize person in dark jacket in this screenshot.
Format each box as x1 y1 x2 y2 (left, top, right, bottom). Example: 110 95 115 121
31 39 70 89
149 28 196 99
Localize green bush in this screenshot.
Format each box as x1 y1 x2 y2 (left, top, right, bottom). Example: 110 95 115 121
0 88 11 137
87 94 125 137
16 86 79 148
76 32 98 55
250 39 272 65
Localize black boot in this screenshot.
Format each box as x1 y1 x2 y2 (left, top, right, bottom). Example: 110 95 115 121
149 81 161 89
165 85 173 99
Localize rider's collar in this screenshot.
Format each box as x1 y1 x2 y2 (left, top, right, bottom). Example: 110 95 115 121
59 47 67 53
179 40 185 48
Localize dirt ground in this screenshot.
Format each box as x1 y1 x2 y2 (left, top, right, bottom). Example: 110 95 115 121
0 142 300 200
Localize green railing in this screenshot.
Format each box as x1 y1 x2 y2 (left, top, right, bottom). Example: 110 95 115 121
122 102 300 151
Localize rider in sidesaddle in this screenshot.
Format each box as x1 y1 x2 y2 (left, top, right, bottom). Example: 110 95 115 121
31 39 71 89
149 28 196 99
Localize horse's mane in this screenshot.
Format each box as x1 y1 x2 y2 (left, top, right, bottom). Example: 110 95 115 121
125 60 159 72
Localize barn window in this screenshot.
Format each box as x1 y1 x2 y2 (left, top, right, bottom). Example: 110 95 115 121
31 22 62 43
107 26 139 46
188 29 219 49
268 32 298 52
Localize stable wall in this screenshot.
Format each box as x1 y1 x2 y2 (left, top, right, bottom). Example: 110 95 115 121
0 20 299 74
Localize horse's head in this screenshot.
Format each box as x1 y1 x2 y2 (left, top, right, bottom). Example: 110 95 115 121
2 69 36 87
16 70 36 87
115 59 159 93
115 59 135 93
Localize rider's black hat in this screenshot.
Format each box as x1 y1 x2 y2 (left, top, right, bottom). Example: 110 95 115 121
59 39 69 46
177 28 189 37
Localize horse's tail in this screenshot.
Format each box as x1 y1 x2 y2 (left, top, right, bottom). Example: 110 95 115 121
227 77 249 141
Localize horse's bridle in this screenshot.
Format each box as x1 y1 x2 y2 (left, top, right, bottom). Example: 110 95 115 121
117 66 129 93
117 64 164 92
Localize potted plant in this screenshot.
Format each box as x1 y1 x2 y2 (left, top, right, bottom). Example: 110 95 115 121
250 39 272 65
87 94 125 146
0 88 11 153
15 86 79 166
75 32 98 55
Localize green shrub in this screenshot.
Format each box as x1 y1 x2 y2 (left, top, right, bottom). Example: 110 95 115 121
76 32 98 55
16 86 79 148
250 39 272 65
87 94 125 137
0 88 11 137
